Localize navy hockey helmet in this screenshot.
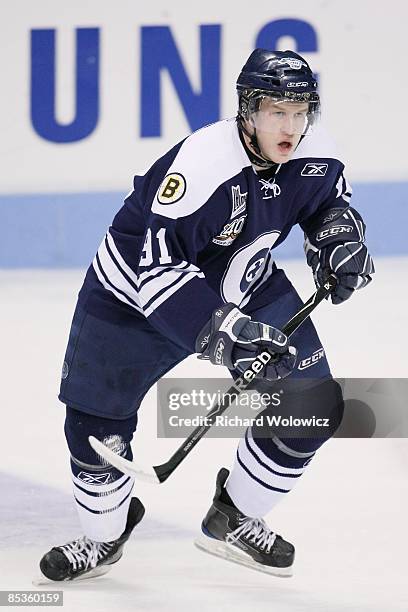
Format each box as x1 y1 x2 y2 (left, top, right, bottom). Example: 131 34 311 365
236 49 320 167
237 49 320 119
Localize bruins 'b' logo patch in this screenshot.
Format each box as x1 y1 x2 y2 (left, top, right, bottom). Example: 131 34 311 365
157 173 186 204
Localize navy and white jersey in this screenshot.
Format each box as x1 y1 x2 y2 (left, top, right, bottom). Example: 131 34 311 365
80 118 351 352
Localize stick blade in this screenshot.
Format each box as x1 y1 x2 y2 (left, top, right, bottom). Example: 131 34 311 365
88 436 161 485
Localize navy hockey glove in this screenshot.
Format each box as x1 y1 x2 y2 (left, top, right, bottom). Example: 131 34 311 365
304 206 375 305
195 304 297 381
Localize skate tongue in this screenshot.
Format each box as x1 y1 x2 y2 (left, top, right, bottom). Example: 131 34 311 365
123 497 145 534
218 485 236 508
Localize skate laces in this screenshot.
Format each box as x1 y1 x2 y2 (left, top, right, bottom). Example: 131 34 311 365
59 536 114 572
226 517 277 553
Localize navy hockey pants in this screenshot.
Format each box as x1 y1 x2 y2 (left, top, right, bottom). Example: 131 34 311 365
59 280 332 421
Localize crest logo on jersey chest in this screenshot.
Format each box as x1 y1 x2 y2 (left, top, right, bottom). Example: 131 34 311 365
157 173 186 204
220 231 280 304
213 185 248 246
231 184 248 219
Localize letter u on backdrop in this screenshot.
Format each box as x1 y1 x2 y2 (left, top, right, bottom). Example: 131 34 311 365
30 28 100 143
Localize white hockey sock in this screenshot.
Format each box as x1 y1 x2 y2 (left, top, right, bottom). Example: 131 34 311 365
72 467 135 542
226 430 313 517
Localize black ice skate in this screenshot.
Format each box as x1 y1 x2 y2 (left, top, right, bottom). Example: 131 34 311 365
38 497 145 582
195 468 294 577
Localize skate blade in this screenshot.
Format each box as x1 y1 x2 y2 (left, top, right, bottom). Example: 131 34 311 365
194 534 293 578
32 564 111 586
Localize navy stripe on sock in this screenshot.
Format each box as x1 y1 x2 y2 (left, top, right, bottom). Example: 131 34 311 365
74 483 134 515
236 449 289 493
245 432 303 479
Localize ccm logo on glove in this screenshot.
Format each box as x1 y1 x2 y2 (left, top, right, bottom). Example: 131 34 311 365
316 225 353 241
304 206 375 305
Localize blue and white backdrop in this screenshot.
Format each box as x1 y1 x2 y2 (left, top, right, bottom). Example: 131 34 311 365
2 0 407 266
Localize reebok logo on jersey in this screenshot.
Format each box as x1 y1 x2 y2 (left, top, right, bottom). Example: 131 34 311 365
157 173 186 204
77 471 113 485
231 185 247 219
301 163 328 177
298 348 325 370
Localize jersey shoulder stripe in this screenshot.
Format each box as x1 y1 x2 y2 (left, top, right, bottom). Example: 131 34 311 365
92 231 206 318
151 118 250 219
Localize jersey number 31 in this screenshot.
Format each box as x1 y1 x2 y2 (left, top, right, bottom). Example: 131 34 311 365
139 228 172 267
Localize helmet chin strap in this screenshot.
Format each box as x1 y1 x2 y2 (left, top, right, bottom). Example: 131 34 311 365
237 118 277 170
249 130 274 168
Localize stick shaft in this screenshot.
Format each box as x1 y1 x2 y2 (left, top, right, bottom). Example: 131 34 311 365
154 274 337 482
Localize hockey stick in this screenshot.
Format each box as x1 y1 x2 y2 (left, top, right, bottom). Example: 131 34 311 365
89 274 337 484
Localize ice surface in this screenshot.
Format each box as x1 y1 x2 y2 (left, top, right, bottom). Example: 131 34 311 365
1 259 407 611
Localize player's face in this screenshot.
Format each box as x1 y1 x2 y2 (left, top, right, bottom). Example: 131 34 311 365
248 100 309 164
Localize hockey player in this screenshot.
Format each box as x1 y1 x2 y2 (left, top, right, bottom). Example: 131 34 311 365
39 49 374 581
